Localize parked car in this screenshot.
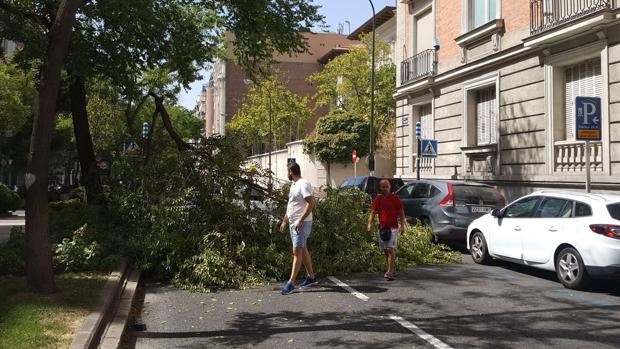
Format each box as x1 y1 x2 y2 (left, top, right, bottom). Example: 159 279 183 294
338 176 404 199
395 180 506 241
467 190 620 289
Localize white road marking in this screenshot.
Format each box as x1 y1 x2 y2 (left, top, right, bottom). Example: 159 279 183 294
326 276 369 301
327 275 453 349
389 315 454 349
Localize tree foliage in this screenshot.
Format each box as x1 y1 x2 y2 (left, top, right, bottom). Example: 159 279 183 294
0 58 36 137
228 77 313 151
307 34 395 135
303 110 370 165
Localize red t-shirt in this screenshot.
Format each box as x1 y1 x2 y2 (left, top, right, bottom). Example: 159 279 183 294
371 193 403 229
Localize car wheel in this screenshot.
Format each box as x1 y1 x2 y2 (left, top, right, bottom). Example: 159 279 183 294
556 247 591 290
470 231 491 265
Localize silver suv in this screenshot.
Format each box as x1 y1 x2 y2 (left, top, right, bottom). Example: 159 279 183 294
396 180 506 241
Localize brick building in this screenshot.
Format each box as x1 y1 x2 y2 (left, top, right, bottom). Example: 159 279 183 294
395 0 620 199
204 32 357 138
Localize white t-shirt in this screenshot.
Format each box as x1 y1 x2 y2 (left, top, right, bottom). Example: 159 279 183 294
287 178 313 224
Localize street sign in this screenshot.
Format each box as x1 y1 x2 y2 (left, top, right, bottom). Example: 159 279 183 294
575 96 602 141
124 140 139 154
402 116 409 126
142 122 149 139
421 139 438 158
287 158 296 165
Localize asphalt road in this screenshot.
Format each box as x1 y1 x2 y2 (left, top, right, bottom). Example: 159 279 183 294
0 212 24 243
126 251 620 348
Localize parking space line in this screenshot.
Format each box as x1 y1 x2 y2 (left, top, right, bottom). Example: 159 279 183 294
389 316 453 349
327 276 454 349
552 289 613 307
326 276 369 301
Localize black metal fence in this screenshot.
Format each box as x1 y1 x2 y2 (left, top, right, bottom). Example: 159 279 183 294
530 0 613 35
400 49 437 85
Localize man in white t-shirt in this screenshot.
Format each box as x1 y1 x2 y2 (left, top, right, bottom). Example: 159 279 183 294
278 162 318 295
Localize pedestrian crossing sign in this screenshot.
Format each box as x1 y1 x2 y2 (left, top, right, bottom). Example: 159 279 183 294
421 139 438 158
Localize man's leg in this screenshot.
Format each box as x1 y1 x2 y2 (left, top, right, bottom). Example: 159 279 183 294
384 249 390 273
301 248 315 279
387 248 396 274
289 247 304 283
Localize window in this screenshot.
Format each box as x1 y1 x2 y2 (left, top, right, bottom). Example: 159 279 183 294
469 0 498 30
575 202 592 217
397 184 414 199
429 185 442 198
607 203 620 220
476 86 497 145
419 104 433 140
503 196 540 218
411 184 429 199
535 198 570 218
564 58 602 140
414 8 433 54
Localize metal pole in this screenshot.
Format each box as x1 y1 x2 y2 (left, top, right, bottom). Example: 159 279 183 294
417 138 421 181
585 140 591 193
268 89 273 191
368 0 376 176
354 160 357 178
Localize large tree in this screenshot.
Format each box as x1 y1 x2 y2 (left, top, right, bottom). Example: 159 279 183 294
307 34 396 138
228 77 313 153
0 0 323 292
303 110 370 183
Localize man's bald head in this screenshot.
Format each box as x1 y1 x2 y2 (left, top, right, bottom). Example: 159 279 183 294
379 179 391 195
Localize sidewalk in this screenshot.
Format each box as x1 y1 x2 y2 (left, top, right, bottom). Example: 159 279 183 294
0 210 25 243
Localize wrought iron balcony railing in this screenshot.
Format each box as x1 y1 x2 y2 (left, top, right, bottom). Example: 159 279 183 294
530 0 613 35
400 49 437 85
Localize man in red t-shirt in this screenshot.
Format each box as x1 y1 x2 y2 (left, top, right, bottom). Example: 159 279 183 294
367 179 406 280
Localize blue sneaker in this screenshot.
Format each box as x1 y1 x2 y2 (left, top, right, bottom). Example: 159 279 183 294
299 277 319 288
280 281 295 295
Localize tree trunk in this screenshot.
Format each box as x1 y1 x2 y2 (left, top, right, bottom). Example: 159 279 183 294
70 76 102 204
25 0 84 293
150 92 189 151
326 162 331 187
144 109 159 161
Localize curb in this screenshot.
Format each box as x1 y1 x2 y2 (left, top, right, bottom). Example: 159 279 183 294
99 268 141 349
69 261 128 349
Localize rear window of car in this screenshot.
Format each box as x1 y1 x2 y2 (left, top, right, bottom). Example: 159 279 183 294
454 185 503 205
607 203 620 220
575 202 592 217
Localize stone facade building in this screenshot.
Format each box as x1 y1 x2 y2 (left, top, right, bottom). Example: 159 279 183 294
395 0 620 199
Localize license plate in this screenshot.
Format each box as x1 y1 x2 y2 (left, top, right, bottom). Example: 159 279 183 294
471 206 491 213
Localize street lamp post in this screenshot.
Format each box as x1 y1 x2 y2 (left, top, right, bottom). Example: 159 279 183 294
267 88 273 191
368 0 376 176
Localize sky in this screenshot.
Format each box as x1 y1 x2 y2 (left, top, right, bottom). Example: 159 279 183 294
176 0 397 110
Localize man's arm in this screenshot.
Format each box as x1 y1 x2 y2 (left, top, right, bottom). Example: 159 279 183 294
279 213 289 234
367 209 376 232
398 207 407 235
299 196 316 222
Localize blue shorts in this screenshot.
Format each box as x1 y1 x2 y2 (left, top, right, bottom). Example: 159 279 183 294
289 220 313 248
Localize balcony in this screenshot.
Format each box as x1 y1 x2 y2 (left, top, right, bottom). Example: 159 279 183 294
400 49 436 85
530 0 614 35
554 141 603 173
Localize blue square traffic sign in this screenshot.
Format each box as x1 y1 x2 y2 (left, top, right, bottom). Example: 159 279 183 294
421 139 438 158
575 96 602 141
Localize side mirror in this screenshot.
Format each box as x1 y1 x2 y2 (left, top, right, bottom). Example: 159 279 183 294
491 209 502 218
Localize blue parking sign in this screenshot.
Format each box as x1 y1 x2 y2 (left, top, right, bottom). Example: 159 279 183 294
575 97 602 141
421 139 438 158
287 158 296 165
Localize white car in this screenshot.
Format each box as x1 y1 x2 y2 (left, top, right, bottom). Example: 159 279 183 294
467 190 620 289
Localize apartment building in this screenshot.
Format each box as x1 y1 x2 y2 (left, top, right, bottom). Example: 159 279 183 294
395 0 620 198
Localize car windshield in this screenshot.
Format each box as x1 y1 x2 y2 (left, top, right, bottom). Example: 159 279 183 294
453 185 503 205
607 203 620 220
